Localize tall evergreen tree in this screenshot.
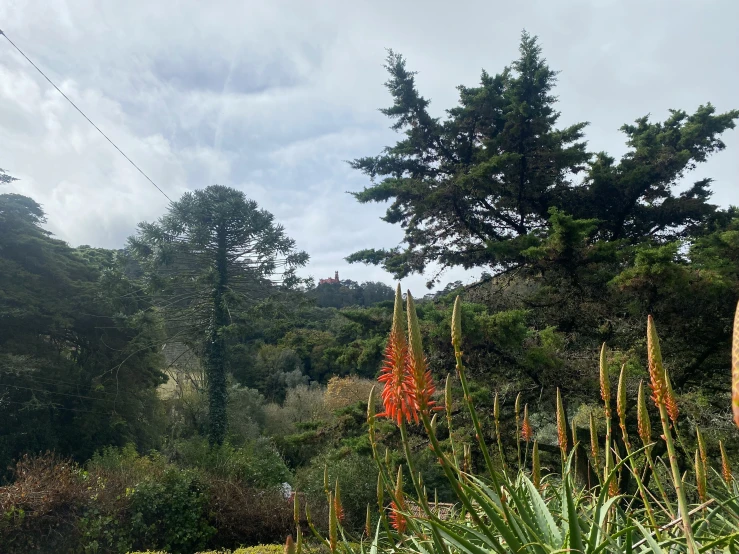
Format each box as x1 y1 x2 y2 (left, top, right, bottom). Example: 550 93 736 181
348 32 590 285
129 185 308 445
0 193 166 469
348 32 738 286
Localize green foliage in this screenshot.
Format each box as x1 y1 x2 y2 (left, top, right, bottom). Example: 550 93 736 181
0 167 18 184
308 279 394 309
127 468 215 554
348 32 738 285
249 345 307 402
295 449 378 532
348 32 590 281
0 194 167 473
88 443 168 481
226 385 268 442
168 438 292 489
231 545 284 554
2 31 739 554
1 446 296 553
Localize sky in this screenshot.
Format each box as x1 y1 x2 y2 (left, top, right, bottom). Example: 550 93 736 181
1 0 737 293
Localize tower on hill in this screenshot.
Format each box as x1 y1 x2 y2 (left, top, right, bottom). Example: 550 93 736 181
319 271 340 285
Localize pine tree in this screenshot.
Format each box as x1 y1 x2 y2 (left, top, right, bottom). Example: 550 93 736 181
348 31 589 285
348 32 738 287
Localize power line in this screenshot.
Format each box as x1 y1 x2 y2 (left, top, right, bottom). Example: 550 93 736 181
0 382 115 402
0 369 119 396
0 397 111 416
0 28 173 203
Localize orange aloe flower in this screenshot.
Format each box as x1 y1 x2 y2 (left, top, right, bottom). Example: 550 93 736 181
378 285 418 425
648 315 681 423
665 374 679 424
521 404 533 442
647 315 668 407
389 500 406 533
599 343 611 418
406 291 438 416
328 491 338 553
334 479 345 523
695 449 707 503
589 411 599 461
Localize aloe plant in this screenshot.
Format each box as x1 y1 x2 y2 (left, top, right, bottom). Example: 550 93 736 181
295 291 739 554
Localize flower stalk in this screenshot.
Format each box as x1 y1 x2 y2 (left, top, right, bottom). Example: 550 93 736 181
556 388 568 468
733 300 739 428
720 440 733 484
648 315 696 553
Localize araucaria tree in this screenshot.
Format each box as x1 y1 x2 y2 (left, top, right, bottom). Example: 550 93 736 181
129 185 308 445
348 31 738 285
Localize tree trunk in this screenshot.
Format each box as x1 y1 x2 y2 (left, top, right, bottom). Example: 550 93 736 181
207 229 229 445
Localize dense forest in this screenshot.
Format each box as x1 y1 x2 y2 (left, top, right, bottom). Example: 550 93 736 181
1 32 738 554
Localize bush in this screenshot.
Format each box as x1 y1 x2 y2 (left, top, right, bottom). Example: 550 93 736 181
1 447 297 553
295 449 378 532
324 376 375 412
262 384 328 438
227 386 267 443
263 403 298 437
169 437 292 488
0 453 88 553
205 481 293 548
88 443 168 484
128 468 215 554
283 384 328 425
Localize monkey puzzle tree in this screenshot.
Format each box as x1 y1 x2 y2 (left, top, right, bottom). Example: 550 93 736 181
129 185 308 445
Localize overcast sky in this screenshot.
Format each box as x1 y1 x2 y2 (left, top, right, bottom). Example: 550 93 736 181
1 0 737 292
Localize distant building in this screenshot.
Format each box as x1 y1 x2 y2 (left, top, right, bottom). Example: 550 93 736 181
319 271 340 285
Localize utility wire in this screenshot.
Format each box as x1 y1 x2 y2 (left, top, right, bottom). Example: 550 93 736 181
0 369 120 396
0 382 115 402
0 397 111 416
0 28 173 203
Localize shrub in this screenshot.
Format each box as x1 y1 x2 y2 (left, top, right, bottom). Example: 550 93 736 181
205 480 293 549
226 385 268 444
324 376 375 412
88 443 168 485
263 402 298 437
283 384 328 424
0 453 89 552
295 449 377 533
170 437 292 489
1 446 303 553
128 468 215 554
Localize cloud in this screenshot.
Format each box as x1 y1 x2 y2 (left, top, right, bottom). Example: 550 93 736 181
0 0 737 294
